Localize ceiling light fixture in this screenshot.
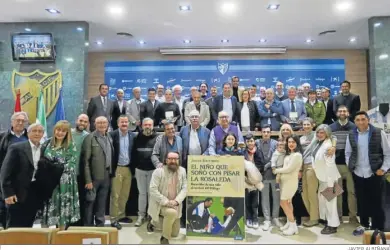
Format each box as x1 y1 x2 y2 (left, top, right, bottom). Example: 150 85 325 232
374 22 382 28
76 27 83 31
179 5 191 11
267 4 280 10
95 41 103 45
379 54 389 60
221 39 229 43
159 47 287 55
335 1 352 11
45 8 60 14
108 6 124 15
349 37 356 43
221 3 236 14
25 28 31 32
183 40 191 44
138 40 146 45
306 39 313 43
85 42 89 47
259 38 267 43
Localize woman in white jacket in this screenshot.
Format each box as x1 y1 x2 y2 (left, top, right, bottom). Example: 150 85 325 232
311 124 341 235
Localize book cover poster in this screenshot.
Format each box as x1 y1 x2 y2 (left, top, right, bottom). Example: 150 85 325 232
186 155 245 241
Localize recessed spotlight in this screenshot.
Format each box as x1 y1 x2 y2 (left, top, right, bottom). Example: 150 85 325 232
221 3 236 14
45 8 60 14
25 28 31 32
65 57 74 62
259 38 267 43
138 40 146 45
108 6 124 15
95 41 103 45
374 22 382 28
85 42 89 47
179 5 191 11
335 1 352 11
306 39 314 43
349 37 356 43
267 4 280 10
183 39 191 44
379 54 389 60
76 27 83 31
221 39 229 43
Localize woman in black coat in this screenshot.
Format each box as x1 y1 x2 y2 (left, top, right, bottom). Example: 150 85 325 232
237 89 260 132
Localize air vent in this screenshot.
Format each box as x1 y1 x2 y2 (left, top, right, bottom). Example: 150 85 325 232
318 30 336 36
116 32 133 37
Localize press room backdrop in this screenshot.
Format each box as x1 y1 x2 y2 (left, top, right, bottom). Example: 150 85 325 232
88 49 369 109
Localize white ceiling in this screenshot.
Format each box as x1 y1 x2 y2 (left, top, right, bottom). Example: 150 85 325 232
1 0 390 52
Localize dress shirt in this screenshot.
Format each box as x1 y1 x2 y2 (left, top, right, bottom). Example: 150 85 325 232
367 106 390 123
118 132 130 166
208 126 244 155
345 127 390 177
323 99 329 111
29 140 41 181
222 96 233 122
189 128 202 155
151 100 156 108
117 99 124 113
309 100 315 106
10 129 25 138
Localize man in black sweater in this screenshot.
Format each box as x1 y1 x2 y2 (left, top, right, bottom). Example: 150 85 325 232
154 89 181 128
132 118 158 227
333 80 361 122
329 105 358 224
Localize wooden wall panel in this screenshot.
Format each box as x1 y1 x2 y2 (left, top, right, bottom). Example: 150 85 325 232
88 49 368 110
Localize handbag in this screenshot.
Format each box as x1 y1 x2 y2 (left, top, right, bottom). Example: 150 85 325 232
320 182 344 202
370 229 387 244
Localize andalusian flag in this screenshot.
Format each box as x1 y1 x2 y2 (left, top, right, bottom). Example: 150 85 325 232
36 90 47 141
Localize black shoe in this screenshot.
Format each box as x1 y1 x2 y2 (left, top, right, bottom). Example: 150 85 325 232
180 220 186 228
319 219 328 226
160 236 169 245
321 226 337 235
111 221 122 230
118 217 133 223
147 221 155 233
296 217 302 226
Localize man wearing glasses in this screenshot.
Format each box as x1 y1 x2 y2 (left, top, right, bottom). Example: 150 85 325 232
208 111 244 155
152 123 183 168
0 112 29 228
329 105 358 224
147 151 187 244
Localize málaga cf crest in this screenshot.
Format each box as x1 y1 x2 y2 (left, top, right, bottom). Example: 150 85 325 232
218 63 229 75
11 69 62 124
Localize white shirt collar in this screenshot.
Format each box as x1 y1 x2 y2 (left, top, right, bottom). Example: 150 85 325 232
29 140 41 149
11 129 25 137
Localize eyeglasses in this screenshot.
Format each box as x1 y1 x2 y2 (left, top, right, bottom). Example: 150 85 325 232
218 116 229 119
14 119 26 124
167 158 179 161
190 116 200 119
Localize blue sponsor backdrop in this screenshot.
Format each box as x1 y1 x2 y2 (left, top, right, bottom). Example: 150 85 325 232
105 59 345 100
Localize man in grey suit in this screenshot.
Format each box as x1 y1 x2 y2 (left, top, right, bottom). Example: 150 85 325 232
127 86 145 130
184 91 210 127
87 84 114 132
281 86 307 123
82 116 114 227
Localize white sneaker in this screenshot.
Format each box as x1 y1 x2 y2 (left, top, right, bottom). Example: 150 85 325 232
282 222 299 236
246 219 253 228
262 220 272 231
135 216 144 227
273 218 282 227
280 221 290 231
252 221 259 229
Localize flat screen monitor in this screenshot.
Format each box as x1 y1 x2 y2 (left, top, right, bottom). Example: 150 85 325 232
11 33 55 62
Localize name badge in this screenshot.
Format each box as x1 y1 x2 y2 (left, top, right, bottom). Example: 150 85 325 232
290 112 298 120
165 111 174 119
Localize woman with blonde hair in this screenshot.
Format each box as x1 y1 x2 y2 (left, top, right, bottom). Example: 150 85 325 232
238 89 260 132
42 120 80 230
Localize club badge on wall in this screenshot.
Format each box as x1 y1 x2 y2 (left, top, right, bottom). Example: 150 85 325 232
11 69 62 124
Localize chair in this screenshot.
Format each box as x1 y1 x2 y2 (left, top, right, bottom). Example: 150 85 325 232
67 226 118 244
52 230 109 245
0 228 58 244
363 230 390 244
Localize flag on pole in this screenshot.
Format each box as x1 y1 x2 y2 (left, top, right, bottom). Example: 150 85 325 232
14 89 21 113
55 88 65 123
36 90 47 141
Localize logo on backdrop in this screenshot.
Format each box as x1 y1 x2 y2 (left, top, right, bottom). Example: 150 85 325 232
11 69 62 123
217 63 229 75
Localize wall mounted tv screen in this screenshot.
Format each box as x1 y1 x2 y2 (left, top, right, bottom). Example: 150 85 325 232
11 33 55 62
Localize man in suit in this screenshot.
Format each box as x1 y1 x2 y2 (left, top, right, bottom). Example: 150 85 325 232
212 82 239 124
333 80 361 122
275 81 288 102
258 88 284 131
281 86 307 123
109 115 135 229
231 76 240 100
82 116 114 227
322 87 337 125
127 87 145 131
184 91 210 127
140 88 159 124
0 123 45 228
87 83 114 131
111 89 127 130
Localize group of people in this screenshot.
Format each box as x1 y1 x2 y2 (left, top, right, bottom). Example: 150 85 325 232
0 76 388 245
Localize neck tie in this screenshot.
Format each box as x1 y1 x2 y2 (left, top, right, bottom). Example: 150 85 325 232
291 100 296 112
103 97 107 112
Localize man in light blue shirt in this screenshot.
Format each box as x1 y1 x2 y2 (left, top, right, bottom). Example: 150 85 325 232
345 111 390 235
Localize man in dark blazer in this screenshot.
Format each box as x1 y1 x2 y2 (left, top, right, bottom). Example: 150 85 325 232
140 88 159 123
111 89 127 130
109 115 135 229
0 123 45 228
212 82 239 124
82 116 114 227
87 83 114 131
333 80 361 122
322 87 337 125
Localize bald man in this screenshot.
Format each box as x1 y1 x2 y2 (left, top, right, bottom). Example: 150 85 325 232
112 89 127 130
127 87 145 130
